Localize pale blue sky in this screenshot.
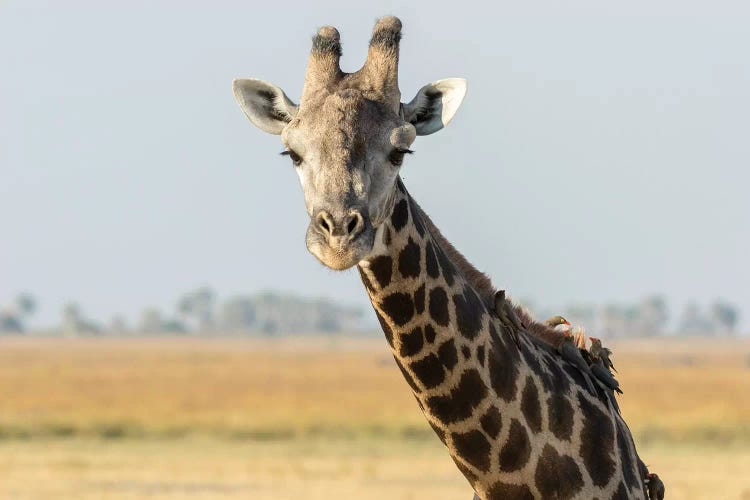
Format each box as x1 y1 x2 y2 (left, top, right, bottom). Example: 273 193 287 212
2 1 748 329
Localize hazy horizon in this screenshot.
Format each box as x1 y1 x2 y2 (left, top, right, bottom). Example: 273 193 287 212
2 1 748 330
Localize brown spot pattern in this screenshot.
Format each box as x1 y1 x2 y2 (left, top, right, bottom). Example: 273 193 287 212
489 344 520 402
437 339 458 370
486 482 534 500
499 419 531 472
428 287 450 326
534 444 584 499
381 292 414 326
391 199 409 231
452 430 491 472
398 237 421 278
480 406 502 439
426 369 487 425
453 287 484 340
547 393 575 441
399 326 423 357
578 393 617 487
434 245 455 286
410 353 446 389
425 241 439 278
413 284 425 314
424 324 437 343
476 344 485 367
369 255 392 288
520 376 542 434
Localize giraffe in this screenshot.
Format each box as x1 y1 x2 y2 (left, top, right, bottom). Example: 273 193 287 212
232 16 654 500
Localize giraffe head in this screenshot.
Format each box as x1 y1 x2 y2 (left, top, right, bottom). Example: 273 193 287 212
233 16 467 270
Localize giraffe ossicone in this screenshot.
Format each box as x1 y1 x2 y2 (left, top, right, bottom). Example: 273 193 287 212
233 16 658 500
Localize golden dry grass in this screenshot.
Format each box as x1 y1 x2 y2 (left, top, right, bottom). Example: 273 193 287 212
0 337 428 438
0 439 748 499
610 338 750 443
1 336 749 442
0 336 749 498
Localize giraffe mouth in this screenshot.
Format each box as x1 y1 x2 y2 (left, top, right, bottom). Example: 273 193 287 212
305 222 375 270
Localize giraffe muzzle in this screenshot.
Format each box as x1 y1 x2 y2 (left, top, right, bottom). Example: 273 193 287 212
306 208 374 270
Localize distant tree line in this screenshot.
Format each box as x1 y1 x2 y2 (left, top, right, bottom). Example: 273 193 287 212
0 293 37 333
532 295 741 338
0 290 742 338
0 287 365 336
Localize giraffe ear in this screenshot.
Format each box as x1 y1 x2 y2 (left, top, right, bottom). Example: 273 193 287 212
232 78 299 135
402 78 467 136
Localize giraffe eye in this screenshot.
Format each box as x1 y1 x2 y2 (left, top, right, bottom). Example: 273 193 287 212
388 148 413 167
280 149 303 167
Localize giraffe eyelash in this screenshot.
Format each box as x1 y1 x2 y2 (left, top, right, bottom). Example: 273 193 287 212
389 148 414 167
280 149 303 166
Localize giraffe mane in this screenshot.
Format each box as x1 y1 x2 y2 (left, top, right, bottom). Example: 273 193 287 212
408 191 568 350
407 195 497 306
508 301 569 349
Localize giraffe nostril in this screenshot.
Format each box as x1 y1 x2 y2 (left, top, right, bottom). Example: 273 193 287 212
316 212 334 236
315 210 364 241
345 211 364 238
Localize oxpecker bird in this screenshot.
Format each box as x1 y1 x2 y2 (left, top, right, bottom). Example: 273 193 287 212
645 473 665 500
543 316 597 388
544 315 587 348
544 315 571 332
493 290 521 346
588 337 623 394
589 336 617 372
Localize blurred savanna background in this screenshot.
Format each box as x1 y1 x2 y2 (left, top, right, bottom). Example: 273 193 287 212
2 1 749 499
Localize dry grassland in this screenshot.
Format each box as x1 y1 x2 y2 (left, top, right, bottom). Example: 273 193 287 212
0 336 748 498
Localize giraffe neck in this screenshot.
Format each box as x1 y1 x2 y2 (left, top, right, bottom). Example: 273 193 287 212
357 180 647 499
357 181 527 482
358 182 513 386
